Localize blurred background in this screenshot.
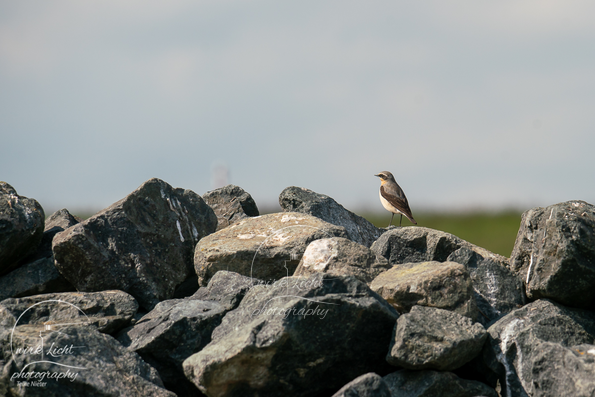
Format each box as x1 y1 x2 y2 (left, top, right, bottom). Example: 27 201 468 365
2 1 594 257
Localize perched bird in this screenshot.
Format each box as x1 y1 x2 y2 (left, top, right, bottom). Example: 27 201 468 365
375 171 417 227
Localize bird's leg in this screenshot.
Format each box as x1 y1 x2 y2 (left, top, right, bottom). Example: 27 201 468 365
389 213 394 227
399 214 403 227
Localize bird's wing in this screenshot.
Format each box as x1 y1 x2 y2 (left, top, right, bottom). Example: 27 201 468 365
380 185 417 224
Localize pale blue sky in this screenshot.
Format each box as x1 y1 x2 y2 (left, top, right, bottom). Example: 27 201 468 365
2 1 594 214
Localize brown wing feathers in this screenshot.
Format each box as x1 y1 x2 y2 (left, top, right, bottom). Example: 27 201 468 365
380 185 417 224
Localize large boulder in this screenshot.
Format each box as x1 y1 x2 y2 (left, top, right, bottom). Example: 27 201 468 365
52 178 217 310
279 186 382 247
383 370 497 397
369 261 478 319
294 237 391 284
387 305 487 371
510 200 595 310
194 212 347 286
118 271 256 395
372 227 524 325
0 325 175 397
331 373 392 397
183 273 399 397
0 182 45 276
0 290 138 335
481 299 595 397
202 184 259 231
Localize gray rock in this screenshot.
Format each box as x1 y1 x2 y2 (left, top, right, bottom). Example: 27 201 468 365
191 270 258 311
372 227 524 325
294 237 391 284
117 271 256 395
279 186 382 247
387 305 487 371
45 208 82 231
510 200 595 309
118 299 227 393
0 290 138 335
194 212 347 286
203 184 259 231
383 369 498 397
531 342 595 397
448 245 525 326
369 261 478 319
0 182 45 276
183 273 399 397
331 372 391 397
0 325 175 397
23 208 82 264
481 299 595 397
53 178 217 310
0 257 74 301
0 209 80 301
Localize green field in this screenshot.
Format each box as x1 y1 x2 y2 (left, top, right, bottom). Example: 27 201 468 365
361 211 523 258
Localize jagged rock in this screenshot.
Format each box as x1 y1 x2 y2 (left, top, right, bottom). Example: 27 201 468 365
183 273 399 397
194 212 347 287
481 299 595 397
279 186 382 247
0 257 74 301
203 184 259 231
372 227 524 325
118 299 226 395
510 200 595 310
332 372 392 397
46 208 82 230
294 237 391 284
191 270 258 311
35 208 82 261
0 325 175 397
0 209 80 301
531 343 595 397
387 305 487 371
117 271 256 395
0 182 45 276
383 369 498 397
0 290 138 335
53 178 217 310
369 261 478 319
448 245 525 326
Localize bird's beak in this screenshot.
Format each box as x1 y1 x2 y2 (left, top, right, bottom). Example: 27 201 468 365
374 174 380 177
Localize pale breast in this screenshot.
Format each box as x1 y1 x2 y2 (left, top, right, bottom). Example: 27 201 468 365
379 189 403 215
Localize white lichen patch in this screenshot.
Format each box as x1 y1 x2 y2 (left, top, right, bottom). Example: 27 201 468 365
281 214 304 223
301 239 337 271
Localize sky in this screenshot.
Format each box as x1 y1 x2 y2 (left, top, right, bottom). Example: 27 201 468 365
1 0 594 215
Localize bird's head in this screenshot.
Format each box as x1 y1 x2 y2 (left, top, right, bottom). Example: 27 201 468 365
374 171 395 185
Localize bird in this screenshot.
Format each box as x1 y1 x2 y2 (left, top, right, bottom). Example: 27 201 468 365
375 171 417 227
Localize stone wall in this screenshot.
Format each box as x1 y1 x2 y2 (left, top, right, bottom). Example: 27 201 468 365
1 179 594 396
